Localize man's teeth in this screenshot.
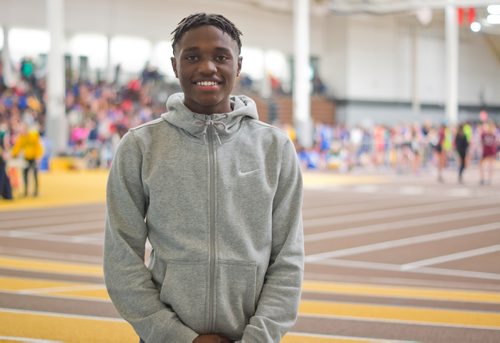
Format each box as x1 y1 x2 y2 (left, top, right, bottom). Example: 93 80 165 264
197 81 218 86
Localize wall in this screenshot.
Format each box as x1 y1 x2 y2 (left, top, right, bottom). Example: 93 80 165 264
317 12 500 124
320 15 348 99
1 0 499 124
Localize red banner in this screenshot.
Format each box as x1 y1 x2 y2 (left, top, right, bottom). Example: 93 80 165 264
457 7 476 25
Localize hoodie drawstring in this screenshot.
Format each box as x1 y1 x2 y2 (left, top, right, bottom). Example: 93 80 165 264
194 115 228 145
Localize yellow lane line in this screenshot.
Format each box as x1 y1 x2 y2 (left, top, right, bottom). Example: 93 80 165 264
0 256 102 277
2 254 499 305
284 336 366 343
303 280 500 304
300 300 500 329
3 276 500 330
302 172 386 186
0 170 108 211
49 287 109 299
3 254 498 306
283 332 410 343
0 276 79 291
0 339 57 343
283 336 371 343
0 170 386 211
0 309 406 343
0 309 137 343
6 304 493 343
0 276 107 300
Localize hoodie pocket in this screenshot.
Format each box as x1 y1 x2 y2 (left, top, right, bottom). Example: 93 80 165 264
215 260 257 337
159 260 207 333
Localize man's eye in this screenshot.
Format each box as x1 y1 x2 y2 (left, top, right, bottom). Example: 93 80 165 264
186 56 198 62
215 55 228 62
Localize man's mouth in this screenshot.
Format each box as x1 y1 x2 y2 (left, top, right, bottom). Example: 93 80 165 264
196 81 220 86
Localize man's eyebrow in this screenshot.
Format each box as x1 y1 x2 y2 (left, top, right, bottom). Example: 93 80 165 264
213 47 234 54
180 46 234 53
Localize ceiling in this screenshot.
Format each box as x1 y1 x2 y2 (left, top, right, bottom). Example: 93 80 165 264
231 0 500 60
324 0 500 60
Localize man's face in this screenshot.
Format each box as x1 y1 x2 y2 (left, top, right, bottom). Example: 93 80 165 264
171 25 242 115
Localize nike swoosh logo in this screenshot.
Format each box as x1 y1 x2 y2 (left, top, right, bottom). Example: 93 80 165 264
238 169 260 176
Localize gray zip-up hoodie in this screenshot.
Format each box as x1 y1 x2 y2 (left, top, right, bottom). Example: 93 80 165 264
104 93 304 342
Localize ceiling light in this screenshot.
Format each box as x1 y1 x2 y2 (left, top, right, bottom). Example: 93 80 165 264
487 14 500 25
470 21 481 32
487 5 500 15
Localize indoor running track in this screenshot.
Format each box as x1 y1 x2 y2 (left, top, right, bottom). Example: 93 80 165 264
0 167 499 342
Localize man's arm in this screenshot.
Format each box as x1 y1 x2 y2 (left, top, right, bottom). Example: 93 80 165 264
240 139 304 342
103 131 198 342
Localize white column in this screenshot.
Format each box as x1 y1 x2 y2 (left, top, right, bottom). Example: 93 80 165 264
260 50 272 98
106 35 114 83
411 27 420 116
1 26 15 87
46 0 67 155
445 3 459 126
293 0 312 148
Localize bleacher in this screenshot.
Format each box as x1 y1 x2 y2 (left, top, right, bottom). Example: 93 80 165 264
252 94 336 125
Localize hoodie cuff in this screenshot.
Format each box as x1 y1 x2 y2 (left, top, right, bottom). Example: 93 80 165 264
171 324 198 343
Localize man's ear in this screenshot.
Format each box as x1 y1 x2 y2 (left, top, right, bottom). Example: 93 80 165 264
237 56 242 77
171 57 178 78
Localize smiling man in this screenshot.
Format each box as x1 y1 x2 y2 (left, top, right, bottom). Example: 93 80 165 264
103 13 304 343
172 21 241 115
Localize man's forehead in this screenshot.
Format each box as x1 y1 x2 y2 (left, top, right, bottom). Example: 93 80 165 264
176 25 238 49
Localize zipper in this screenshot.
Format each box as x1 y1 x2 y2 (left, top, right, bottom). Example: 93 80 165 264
207 120 217 332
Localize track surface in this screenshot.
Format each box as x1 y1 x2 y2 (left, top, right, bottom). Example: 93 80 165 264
0 166 499 342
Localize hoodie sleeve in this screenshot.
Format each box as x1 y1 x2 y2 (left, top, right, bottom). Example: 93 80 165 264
241 139 304 342
103 131 198 343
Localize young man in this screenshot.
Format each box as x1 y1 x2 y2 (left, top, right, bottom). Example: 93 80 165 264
103 13 304 343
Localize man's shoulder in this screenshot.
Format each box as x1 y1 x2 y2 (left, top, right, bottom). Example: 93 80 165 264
246 119 289 141
130 117 165 133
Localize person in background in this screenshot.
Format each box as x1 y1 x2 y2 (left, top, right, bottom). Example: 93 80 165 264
11 123 44 197
454 123 469 184
479 121 498 185
0 119 13 199
103 13 304 343
436 123 447 183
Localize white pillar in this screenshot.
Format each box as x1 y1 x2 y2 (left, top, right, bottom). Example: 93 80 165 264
46 0 67 155
260 51 272 98
445 3 459 126
411 27 420 116
106 35 114 83
293 0 312 148
1 26 15 87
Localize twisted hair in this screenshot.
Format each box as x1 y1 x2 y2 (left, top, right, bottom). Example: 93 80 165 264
171 13 243 54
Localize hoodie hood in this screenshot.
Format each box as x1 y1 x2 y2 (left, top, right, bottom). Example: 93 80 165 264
162 92 258 144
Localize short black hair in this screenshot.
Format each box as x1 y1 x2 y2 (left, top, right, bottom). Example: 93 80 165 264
171 13 243 54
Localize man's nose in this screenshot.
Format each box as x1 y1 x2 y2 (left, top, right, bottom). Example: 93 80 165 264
199 59 217 74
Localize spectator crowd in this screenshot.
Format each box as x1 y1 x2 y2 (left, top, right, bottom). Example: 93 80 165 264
0 58 499 200
295 120 499 185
